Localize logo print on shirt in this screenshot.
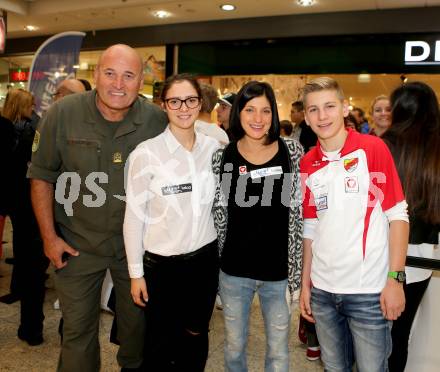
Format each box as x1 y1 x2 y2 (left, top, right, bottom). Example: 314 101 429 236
239 165 247 175
315 195 328 211
344 158 358 172
345 176 359 193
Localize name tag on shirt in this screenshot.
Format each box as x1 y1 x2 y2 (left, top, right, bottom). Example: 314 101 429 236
161 183 192 196
250 166 283 180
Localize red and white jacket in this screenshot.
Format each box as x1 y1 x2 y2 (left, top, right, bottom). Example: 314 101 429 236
301 130 408 294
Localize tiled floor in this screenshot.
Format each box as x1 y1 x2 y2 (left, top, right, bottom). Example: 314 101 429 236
0 218 323 371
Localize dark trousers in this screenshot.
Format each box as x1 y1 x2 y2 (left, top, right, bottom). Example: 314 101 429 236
142 240 219 372
55 250 145 372
9 205 49 335
389 277 431 372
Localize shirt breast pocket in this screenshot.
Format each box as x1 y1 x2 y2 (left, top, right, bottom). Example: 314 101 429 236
64 138 101 178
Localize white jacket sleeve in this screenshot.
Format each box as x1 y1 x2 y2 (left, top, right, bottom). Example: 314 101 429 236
123 146 152 279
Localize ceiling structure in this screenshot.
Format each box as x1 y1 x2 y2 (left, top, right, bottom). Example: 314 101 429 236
3 0 440 114
4 0 440 39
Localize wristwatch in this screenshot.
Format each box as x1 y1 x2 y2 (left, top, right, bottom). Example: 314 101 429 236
388 271 406 283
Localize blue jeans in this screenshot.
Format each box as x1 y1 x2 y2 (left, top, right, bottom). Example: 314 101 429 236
219 270 290 372
311 287 392 372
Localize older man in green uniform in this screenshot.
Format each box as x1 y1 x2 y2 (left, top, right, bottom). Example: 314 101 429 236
28 44 167 372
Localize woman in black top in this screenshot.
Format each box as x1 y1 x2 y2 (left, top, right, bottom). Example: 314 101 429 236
2 89 49 346
383 82 440 372
212 81 303 371
0 115 15 257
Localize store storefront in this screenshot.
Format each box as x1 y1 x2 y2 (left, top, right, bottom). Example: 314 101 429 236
178 33 440 120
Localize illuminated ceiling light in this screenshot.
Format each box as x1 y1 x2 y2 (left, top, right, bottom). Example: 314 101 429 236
73 64 80 69
297 0 315 6
24 25 38 31
220 4 236 11
357 74 371 83
153 10 171 18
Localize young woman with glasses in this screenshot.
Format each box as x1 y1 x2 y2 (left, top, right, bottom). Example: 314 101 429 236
124 73 221 371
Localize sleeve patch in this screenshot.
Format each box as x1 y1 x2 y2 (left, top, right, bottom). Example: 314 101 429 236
32 130 40 153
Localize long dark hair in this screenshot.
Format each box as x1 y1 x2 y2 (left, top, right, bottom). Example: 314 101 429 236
229 81 280 144
383 82 440 223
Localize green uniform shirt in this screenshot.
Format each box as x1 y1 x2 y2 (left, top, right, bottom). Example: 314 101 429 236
28 90 167 257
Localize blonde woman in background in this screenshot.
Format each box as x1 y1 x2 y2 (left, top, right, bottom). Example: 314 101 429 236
1 89 49 346
369 95 391 137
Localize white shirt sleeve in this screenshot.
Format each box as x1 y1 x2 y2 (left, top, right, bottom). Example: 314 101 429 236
385 200 409 223
195 120 229 145
303 218 318 240
123 146 152 278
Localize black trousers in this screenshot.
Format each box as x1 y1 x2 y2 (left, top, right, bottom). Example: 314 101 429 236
9 203 49 335
142 240 219 372
388 277 431 372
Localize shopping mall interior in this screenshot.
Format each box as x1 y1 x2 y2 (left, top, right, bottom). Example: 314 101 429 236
1 1 440 371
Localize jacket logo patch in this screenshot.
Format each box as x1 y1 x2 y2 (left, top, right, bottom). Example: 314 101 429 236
239 165 247 175
345 176 359 193
315 195 328 211
32 130 40 152
344 158 358 172
113 152 123 163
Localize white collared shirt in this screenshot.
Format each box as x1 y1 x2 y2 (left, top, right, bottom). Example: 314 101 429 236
124 126 220 278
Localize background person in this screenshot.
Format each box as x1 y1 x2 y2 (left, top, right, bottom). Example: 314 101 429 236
291 100 317 152
212 81 303 372
0 113 15 259
351 106 370 134
279 119 293 138
291 99 321 361
52 77 89 311
78 78 92 91
216 92 236 138
52 78 86 102
369 95 392 137
28 44 167 372
344 112 360 131
195 82 229 144
383 82 440 372
124 74 220 371
0 89 49 345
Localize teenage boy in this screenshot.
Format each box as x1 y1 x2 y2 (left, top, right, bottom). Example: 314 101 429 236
299 77 409 372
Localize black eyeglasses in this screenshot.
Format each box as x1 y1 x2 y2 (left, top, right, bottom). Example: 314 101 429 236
165 96 201 110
